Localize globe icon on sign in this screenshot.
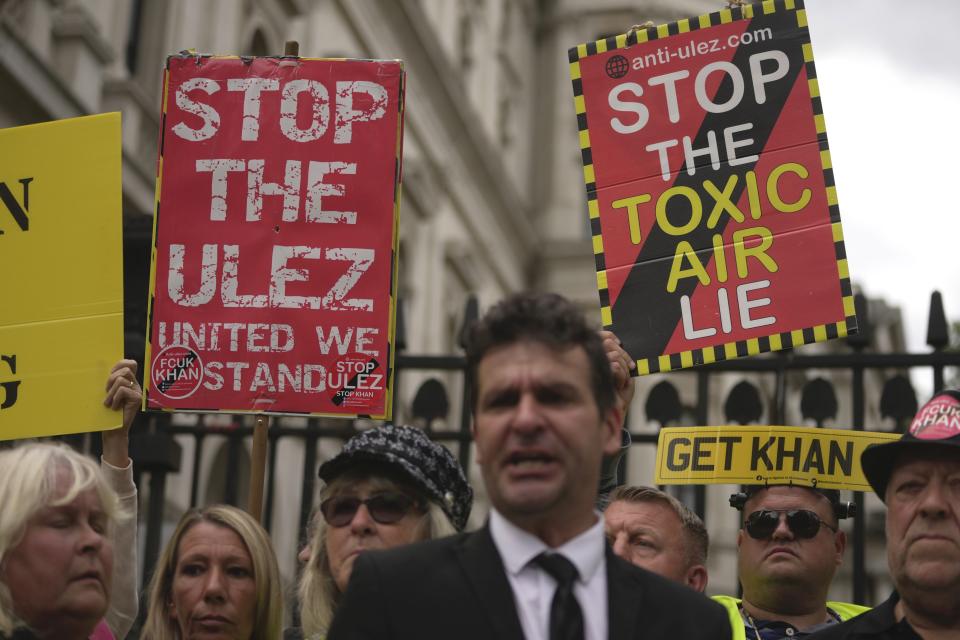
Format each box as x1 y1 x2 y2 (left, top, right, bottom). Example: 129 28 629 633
605 54 629 79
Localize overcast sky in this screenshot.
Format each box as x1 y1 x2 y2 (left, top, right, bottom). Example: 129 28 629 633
804 0 960 357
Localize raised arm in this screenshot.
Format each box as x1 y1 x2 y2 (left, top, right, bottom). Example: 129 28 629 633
100 358 142 639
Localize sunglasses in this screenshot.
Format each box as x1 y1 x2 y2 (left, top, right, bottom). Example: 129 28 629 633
320 493 422 527
743 509 838 540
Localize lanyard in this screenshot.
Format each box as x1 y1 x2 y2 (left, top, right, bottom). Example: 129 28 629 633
742 608 764 640
740 604 840 640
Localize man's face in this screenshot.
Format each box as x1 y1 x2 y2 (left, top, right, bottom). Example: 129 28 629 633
737 486 845 600
472 340 621 525
605 499 700 588
885 449 960 595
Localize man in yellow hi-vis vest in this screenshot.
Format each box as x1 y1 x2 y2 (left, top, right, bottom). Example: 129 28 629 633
714 485 869 640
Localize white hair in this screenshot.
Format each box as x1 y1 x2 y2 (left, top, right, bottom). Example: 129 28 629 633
0 443 119 635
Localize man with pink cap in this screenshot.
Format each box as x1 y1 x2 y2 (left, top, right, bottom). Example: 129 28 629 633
810 389 960 640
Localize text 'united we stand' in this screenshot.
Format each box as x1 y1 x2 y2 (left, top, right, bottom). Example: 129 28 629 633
145 55 405 418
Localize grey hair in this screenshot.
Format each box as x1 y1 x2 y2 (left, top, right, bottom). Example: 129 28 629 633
0 443 120 635
606 485 708 567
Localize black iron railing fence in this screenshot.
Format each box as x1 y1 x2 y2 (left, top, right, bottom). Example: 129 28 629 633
24 290 958 615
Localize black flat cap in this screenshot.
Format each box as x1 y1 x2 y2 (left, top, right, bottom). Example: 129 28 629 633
318 424 473 531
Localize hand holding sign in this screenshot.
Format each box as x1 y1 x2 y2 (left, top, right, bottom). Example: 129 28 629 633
102 359 142 467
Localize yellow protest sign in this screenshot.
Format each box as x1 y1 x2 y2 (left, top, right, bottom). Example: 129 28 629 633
0 113 123 440
655 426 902 490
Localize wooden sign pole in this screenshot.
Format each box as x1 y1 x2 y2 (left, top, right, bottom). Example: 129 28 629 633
247 414 270 519
246 39 299 522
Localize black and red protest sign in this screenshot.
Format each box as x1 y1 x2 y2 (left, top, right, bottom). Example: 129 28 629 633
144 55 404 417
569 0 856 374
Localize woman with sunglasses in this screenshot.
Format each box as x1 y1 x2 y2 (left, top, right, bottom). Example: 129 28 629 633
288 424 472 640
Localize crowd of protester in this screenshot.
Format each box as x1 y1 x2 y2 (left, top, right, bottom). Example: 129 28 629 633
0 292 957 639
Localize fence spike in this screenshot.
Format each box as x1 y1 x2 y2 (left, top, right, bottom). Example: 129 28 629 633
457 295 479 350
880 375 918 432
412 378 450 425
724 380 763 425
800 377 838 427
645 380 682 428
926 290 948 350
846 293 870 350
395 298 407 352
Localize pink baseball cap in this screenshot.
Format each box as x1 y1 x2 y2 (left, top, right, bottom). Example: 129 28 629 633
861 389 960 502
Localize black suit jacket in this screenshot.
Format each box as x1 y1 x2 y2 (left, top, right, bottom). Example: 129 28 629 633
806 593 912 640
328 525 732 640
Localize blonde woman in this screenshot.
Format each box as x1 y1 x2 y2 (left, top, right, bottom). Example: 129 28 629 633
142 505 283 640
290 424 472 640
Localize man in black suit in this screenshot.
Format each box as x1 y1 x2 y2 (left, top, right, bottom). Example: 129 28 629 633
328 292 731 640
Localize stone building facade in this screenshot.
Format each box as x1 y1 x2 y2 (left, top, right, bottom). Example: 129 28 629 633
0 0 906 613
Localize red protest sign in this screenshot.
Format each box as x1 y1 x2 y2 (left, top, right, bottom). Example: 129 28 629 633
569 0 856 374
144 55 403 417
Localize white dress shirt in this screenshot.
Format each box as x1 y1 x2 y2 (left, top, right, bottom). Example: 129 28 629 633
489 508 608 640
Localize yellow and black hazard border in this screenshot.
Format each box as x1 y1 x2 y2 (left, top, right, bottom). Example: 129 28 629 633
141 56 174 414
143 54 404 420
568 0 857 376
382 65 406 422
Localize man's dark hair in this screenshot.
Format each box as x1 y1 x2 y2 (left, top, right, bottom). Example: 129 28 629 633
464 292 615 415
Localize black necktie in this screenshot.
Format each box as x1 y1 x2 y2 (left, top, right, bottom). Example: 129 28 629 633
534 552 585 640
